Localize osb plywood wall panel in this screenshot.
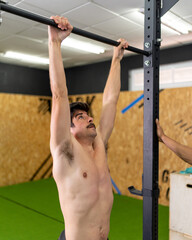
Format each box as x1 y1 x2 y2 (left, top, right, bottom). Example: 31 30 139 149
0 94 52 185
0 87 192 206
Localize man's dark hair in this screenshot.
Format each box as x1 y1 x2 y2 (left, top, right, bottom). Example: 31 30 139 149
70 102 89 127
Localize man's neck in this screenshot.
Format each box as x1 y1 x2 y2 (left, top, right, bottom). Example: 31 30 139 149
76 137 95 154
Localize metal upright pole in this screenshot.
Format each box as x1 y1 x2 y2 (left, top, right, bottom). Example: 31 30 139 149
128 0 179 239
143 0 161 239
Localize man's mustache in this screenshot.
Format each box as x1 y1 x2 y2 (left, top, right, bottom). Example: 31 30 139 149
87 123 96 129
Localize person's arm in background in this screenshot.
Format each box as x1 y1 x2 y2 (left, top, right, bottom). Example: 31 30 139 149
156 119 192 165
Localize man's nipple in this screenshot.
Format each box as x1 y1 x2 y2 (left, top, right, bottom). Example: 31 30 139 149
83 172 87 178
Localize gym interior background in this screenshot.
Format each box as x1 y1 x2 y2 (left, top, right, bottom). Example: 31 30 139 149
1 0 192 238
1 42 192 239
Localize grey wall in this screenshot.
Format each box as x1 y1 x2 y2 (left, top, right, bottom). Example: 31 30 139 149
0 43 192 96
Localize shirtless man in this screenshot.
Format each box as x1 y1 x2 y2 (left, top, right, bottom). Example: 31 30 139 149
48 16 128 240
156 119 192 165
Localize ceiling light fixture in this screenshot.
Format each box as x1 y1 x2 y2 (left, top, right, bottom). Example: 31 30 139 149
137 9 192 35
61 37 105 54
3 51 49 64
161 11 192 35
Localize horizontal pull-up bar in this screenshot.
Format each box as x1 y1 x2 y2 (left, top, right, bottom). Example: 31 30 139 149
0 1 150 56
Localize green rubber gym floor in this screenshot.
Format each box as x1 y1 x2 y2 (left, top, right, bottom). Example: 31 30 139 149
0 178 169 240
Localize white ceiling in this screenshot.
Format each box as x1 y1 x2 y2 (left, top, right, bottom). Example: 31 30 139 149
0 0 192 69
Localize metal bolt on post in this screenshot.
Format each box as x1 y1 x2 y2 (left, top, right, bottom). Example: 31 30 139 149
145 42 151 48
157 38 162 42
144 60 151 67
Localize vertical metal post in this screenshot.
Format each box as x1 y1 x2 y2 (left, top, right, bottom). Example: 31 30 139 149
143 0 161 239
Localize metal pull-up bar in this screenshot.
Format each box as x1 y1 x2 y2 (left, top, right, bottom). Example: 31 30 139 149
0 1 150 57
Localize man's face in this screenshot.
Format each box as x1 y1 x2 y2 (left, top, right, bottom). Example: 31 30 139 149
70 110 97 139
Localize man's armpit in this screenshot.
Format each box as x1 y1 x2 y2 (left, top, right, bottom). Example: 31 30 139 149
59 141 74 162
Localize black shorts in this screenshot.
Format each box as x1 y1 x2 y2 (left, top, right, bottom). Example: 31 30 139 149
58 230 109 240
58 230 66 240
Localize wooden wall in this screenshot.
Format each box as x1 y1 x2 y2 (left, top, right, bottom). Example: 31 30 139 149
0 87 192 206
0 94 52 185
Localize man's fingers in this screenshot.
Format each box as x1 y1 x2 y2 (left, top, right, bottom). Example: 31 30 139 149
117 38 128 49
125 42 129 49
66 22 73 31
156 118 159 125
122 40 129 49
50 16 72 31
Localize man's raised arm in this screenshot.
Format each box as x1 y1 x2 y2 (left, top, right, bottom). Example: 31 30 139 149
48 16 73 155
98 39 128 146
